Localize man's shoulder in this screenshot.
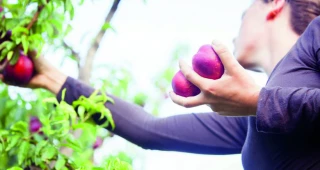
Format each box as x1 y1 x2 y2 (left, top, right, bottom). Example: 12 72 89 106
306 16 320 34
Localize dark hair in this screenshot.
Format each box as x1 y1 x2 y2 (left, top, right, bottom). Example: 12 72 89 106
263 0 320 35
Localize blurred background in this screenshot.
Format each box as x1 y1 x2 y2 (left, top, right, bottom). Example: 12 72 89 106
13 0 269 169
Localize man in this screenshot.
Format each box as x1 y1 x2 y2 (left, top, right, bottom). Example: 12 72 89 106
2 0 320 169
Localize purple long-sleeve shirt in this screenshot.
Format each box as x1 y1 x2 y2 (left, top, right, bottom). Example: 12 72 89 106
56 16 320 170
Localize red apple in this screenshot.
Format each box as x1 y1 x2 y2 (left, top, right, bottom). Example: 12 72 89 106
171 71 200 97
3 54 34 85
192 44 224 80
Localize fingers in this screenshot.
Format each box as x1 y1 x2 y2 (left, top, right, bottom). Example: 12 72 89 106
211 40 243 75
27 50 38 59
179 59 211 89
169 91 205 108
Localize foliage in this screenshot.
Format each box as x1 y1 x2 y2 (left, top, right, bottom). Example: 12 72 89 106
0 0 78 63
0 0 182 169
0 0 133 169
0 84 132 169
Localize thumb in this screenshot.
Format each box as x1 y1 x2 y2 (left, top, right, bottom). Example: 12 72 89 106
211 40 243 75
27 50 37 59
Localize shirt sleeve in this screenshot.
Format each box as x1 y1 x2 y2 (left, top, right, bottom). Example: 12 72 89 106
56 76 248 155
257 87 320 133
256 16 320 134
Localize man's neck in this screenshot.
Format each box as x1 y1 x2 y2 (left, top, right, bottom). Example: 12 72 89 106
265 29 299 75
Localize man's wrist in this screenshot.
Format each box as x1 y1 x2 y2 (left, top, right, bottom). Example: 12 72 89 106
44 70 68 95
248 86 262 116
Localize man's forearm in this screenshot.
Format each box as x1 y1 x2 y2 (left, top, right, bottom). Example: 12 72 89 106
43 70 67 95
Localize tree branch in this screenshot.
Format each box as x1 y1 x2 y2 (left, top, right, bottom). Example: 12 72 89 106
79 0 122 83
62 41 81 69
27 3 46 30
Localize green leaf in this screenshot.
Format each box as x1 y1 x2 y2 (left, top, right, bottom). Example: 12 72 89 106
1 32 6 38
89 89 99 99
41 145 57 161
5 134 20 151
8 51 19 65
18 141 30 165
55 154 66 169
101 22 113 31
0 130 9 136
64 24 73 36
45 22 54 38
64 135 82 152
35 140 48 156
77 105 85 121
7 167 23 170
41 0 48 5
92 168 105 170
10 121 28 136
43 97 59 105
61 88 66 101
0 41 12 51
12 26 29 35
72 122 86 129
21 35 29 55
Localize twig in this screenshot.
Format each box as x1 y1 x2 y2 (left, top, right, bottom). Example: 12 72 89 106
62 41 78 59
27 4 46 30
79 0 122 83
0 59 8 72
62 41 81 68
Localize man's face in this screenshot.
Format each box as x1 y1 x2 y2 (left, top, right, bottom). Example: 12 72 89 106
234 0 269 68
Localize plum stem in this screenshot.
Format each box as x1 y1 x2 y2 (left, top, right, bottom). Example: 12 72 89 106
0 59 8 72
26 1 48 30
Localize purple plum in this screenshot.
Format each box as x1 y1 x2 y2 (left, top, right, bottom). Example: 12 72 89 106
192 44 224 80
29 116 42 133
171 71 200 97
3 54 34 85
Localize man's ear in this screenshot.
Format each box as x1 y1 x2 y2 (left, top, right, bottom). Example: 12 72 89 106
266 0 286 20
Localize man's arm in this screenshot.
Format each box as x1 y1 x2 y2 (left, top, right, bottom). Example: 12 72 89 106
256 16 320 134
257 87 320 133
56 76 248 155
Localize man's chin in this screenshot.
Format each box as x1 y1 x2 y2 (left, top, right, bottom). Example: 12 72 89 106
238 61 264 73
245 66 264 73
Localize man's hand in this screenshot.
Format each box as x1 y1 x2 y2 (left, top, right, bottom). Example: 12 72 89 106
169 40 262 116
0 50 67 95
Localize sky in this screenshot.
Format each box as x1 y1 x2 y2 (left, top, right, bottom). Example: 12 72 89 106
45 0 269 169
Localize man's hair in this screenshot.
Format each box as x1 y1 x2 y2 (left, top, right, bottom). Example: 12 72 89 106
263 0 320 35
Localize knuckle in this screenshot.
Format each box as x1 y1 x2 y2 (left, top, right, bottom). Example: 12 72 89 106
202 84 216 95
202 84 211 93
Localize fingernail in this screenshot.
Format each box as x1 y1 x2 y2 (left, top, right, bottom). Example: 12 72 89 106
212 39 221 47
